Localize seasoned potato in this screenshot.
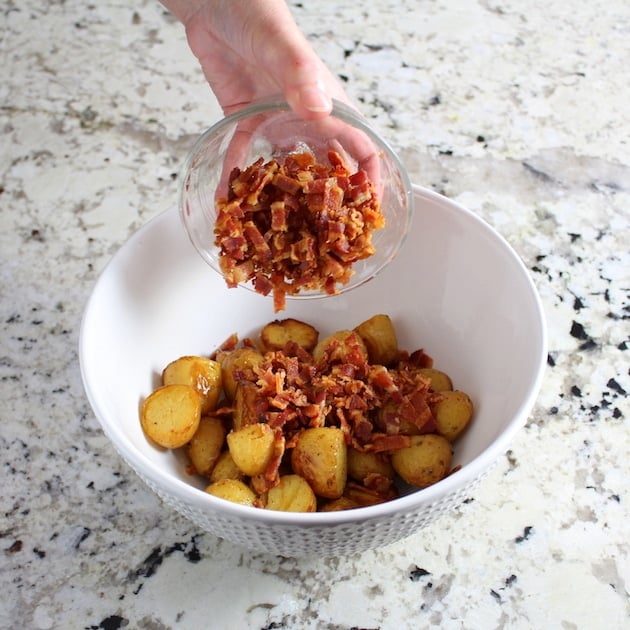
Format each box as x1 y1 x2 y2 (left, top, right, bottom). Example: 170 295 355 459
417 368 453 392
347 449 395 483
208 450 244 483
354 314 398 365
162 356 222 414
227 423 276 476
232 381 261 430
140 384 201 449
344 482 396 507
260 318 319 353
205 479 256 506
218 348 264 401
320 497 360 512
291 427 347 499
431 390 474 442
391 434 452 488
265 474 317 512
186 416 226 477
312 330 368 365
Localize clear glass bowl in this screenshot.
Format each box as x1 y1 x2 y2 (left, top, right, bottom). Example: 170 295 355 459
179 96 413 300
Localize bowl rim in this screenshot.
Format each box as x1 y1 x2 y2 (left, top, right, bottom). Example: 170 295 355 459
79 184 547 527
178 96 415 300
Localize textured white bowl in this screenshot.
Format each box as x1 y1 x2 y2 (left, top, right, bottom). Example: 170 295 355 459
80 185 546 557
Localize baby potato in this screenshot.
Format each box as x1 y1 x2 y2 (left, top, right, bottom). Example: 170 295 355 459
260 318 319 353
265 474 317 512
219 348 265 401
312 330 368 366
320 497 361 512
205 479 256 506
232 381 261 430
140 384 201 449
347 448 395 483
431 390 474 442
227 422 276 476
417 368 453 392
186 416 226 477
208 450 244 483
391 434 452 488
291 427 347 499
354 314 398 366
162 356 222 414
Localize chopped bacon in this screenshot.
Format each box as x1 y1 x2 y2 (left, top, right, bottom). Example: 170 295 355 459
214 151 384 312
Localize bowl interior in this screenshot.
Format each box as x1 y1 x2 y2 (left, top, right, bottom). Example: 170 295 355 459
180 99 413 298
80 186 546 527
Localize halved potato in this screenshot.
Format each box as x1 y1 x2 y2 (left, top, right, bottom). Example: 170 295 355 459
347 448 394 483
391 434 452 488
186 416 226 477
265 474 317 512
260 318 319 353
312 330 368 366
354 314 398 365
232 381 261 430
208 450 244 483
162 356 222 414
205 479 256 506
218 348 264 401
291 427 347 499
227 422 276 476
417 368 453 393
430 390 473 442
140 384 201 448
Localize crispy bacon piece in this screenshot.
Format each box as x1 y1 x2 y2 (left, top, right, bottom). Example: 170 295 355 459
214 150 384 312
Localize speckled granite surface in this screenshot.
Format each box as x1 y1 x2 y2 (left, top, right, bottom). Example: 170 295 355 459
1 1 628 628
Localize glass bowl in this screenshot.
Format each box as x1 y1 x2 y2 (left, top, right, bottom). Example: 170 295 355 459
179 97 413 304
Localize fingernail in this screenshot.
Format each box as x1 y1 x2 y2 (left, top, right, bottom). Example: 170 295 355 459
301 84 332 113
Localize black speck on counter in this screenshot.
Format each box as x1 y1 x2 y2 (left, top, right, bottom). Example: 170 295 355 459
409 565 431 581
88 615 129 630
515 526 534 543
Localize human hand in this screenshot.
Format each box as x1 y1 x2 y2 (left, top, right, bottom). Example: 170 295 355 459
161 0 349 119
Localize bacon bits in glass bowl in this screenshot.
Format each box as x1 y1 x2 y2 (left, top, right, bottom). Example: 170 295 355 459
179 97 413 311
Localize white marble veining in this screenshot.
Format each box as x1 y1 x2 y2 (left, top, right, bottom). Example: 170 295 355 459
1 1 628 628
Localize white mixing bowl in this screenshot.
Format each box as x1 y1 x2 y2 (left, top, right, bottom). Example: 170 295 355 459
80 185 546 557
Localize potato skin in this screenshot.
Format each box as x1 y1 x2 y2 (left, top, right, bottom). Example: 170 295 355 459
265 474 317 512
162 356 222 414
260 318 319 353
391 434 452 488
354 314 398 366
431 390 474 442
347 449 394 483
227 423 276 477
218 348 264 401
186 416 226 477
232 381 261 430
291 427 347 499
208 450 244 483
205 479 256 506
417 368 453 392
140 384 201 448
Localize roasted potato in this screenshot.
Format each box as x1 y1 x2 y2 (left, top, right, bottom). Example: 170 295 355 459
312 330 368 365
208 450 244 483
232 381 261 430
347 448 395 484
354 314 398 365
291 427 347 499
417 368 453 392
264 474 317 512
391 434 452 488
140 384 201 449
205 479 256 506
260 318 319 353
162 356 222 414
218 348 264 401
227 422 276 476
320 497 360 512
186 416 226 477
430 390 474 442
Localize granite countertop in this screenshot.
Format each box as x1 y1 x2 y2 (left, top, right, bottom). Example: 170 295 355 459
1 1 628 628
